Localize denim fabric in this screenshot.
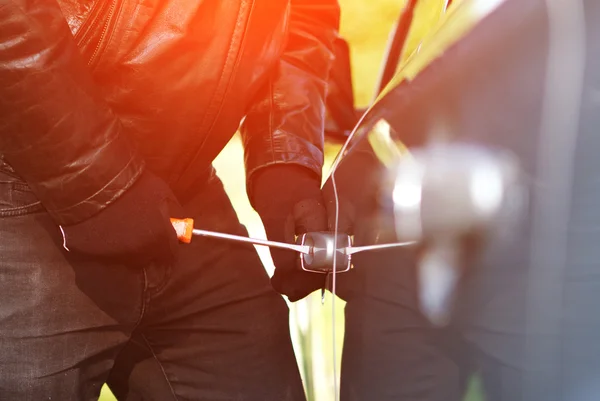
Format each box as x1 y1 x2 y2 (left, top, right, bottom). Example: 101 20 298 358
0 168 305 401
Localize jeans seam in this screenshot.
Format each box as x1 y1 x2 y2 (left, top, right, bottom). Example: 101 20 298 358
0 165 44 217
142 333 180 401
0 201 44 217
147 262 172 298
130 268 149 332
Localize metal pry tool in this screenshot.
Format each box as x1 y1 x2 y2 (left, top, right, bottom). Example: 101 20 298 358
171 218 417 274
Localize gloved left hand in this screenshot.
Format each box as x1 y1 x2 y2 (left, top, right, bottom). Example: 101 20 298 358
251 164 328 301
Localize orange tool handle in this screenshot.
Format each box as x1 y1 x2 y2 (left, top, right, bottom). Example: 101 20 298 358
170 218 194 244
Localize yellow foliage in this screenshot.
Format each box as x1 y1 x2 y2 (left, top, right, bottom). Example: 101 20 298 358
338 0 451 107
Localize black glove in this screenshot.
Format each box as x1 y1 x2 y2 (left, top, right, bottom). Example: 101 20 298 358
60 170 180 267
251 165 328 301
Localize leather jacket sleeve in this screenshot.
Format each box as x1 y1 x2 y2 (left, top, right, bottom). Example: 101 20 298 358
0 1 144 225
241 0 340 200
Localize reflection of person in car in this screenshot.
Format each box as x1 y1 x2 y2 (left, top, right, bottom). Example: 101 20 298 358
0 1 339 399
321 0 600 400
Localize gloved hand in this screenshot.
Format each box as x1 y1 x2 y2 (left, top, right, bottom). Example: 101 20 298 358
60 170 181 267
251 165 328 301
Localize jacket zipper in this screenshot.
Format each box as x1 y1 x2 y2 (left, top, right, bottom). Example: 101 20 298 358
87 0 117 67
73 1 108 49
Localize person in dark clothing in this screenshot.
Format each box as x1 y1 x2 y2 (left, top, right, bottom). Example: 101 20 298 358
0 1 339 400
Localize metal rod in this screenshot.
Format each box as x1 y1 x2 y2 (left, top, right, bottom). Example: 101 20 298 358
345 241 417 255
191 229 310 254
192 228 417 257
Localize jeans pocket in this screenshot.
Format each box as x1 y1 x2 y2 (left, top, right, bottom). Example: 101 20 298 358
0 172 44 217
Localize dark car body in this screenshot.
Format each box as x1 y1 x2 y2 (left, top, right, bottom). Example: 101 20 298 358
324 0 600 399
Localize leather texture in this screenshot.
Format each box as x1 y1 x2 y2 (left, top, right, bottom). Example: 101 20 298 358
0 0 339 225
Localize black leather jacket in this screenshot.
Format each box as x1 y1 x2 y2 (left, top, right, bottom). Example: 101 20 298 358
0 0 339 225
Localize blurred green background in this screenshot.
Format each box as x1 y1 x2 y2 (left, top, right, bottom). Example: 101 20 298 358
100 1 485 400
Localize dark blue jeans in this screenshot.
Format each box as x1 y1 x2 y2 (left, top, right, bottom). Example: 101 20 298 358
0 167 305 401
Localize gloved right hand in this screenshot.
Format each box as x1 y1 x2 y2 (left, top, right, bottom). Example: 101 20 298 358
59 170 180 267
250 164 329 302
